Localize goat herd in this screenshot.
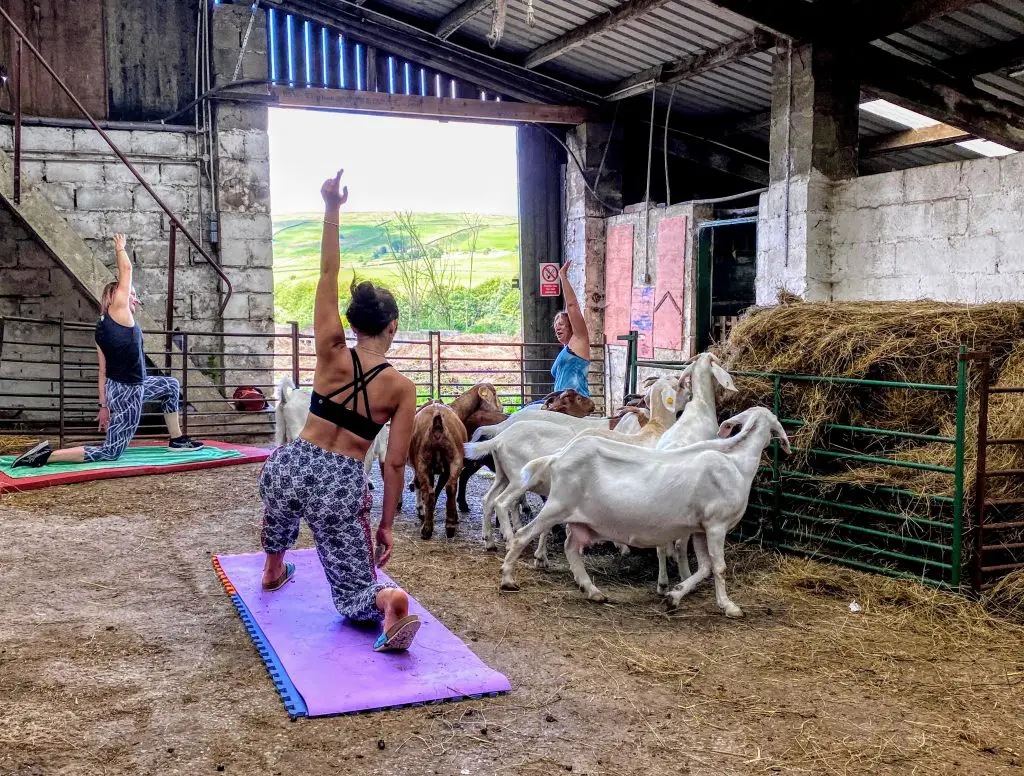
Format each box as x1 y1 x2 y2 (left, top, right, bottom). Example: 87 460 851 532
276 351 791 618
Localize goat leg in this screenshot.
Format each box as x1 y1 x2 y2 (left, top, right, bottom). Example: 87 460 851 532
457 458 482 512
445 471 460 538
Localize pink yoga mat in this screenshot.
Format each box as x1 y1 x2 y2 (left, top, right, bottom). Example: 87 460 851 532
215 549 511 717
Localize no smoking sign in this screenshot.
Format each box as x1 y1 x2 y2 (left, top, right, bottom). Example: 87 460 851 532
539 262 561 297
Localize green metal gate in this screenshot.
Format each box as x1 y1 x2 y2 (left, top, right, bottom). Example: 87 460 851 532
628 346 970 588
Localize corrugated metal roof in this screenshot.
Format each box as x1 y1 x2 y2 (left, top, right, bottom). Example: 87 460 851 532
358 0 1023 169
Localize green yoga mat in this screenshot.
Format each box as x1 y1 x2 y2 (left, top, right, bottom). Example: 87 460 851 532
0 445 243 478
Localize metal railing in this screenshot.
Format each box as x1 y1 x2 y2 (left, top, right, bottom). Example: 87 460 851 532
0 317 610 448
628 343 974 588
972 352 1024 591
0 7 233 321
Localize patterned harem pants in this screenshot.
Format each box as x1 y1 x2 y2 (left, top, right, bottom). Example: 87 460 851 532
84 376 181 462
259 438 396 622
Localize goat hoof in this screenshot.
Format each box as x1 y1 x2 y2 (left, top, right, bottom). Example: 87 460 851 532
445 523 458 539
665 594 682 611
484 542 498 553
585 590 608 604
725 605 744 619
656 583 669 596
500 580 520 592
457 500 470 513
420 525 434 540
532 557 548 570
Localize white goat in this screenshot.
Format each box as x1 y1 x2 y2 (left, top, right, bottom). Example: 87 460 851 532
464 419 576 553
500 406 790 617
470 409 607 442
274 375 389 485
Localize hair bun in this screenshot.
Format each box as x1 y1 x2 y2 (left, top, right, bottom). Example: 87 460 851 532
346 279 400 336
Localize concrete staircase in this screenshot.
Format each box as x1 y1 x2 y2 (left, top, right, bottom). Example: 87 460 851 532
0 146 271 442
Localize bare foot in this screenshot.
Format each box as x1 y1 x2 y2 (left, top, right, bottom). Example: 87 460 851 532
376 588 410 632
262 552 286 587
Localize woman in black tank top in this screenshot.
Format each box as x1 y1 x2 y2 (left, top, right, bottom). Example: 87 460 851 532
258 170 421 653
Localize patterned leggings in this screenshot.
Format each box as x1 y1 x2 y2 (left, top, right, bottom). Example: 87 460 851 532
84 376 181 462
259 439 396 622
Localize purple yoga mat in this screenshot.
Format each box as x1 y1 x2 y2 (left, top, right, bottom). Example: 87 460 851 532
216 549 511 716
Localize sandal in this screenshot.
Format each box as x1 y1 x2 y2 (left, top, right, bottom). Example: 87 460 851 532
373 614 422 652
262 562 295 591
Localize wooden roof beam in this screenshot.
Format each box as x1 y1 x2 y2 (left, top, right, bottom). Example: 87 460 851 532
861 123 972 155
436 0 493 41
524 0 673 69
606 30 776 101
940 36 1024 77
861 47 1024 150
652 131 769 185
268 86 599 124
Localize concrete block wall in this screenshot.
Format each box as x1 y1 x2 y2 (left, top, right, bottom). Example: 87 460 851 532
830 154 1024 302
756 151 1024 304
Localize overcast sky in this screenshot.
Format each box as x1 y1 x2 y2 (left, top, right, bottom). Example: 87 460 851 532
268 108 519 215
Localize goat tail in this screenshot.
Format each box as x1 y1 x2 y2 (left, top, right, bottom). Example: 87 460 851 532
520 454 554 493
464 437 497 461
471 416 513 442
275 375 295 405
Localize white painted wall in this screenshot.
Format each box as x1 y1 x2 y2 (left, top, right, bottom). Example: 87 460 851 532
757 152 1024 304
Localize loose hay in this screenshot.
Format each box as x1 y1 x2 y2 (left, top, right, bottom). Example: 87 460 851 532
717 297 1024 581
0 435 36 455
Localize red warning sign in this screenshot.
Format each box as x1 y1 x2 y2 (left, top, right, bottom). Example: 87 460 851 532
539 262 561 297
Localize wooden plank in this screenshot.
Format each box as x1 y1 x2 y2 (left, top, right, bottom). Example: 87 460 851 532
0 0 107 119
653 216 687 351
524 0 673 69
941 36 1024 77
604 224 634 345
436 0 493 40
861 48 1024 151
270 86 599 123
104 0 200 122
861 123 971 155
607 30 775 101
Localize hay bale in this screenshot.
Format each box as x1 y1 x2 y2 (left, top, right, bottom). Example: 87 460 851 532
0 436 37 455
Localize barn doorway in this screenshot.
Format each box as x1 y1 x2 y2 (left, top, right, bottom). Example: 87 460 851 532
695 217 757 351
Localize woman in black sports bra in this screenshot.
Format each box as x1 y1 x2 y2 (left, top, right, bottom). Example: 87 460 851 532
258 170 421 653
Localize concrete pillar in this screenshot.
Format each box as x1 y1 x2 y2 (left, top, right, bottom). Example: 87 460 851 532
756 43 860 304
211 4 274 393
563 121 622 362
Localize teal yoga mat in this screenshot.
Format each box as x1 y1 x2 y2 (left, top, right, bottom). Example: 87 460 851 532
0 444 244 478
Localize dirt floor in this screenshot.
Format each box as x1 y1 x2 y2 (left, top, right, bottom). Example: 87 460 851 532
1 463 1023 776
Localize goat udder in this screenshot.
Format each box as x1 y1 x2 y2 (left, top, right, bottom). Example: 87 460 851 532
566 524 601 553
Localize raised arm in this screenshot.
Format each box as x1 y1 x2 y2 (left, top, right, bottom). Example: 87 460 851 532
314 170 350 356
559 260 591 359
107 234 133 324
375 380 417 567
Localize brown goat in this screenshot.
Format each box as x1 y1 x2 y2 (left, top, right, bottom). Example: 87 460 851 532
446 383 506 513
542 388 596 418
408 400 468 540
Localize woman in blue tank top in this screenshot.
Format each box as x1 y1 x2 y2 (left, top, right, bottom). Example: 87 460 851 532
550 260 591 397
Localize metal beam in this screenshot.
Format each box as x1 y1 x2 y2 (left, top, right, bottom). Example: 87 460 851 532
524 0 673 69
607 30 775 100
436 0 493 40
270 86 599 124
941 36 1024 77
861 48 1024 150
861 123 971 155
275 0 600 106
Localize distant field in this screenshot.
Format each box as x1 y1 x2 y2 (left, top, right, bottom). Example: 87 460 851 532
273 211 520 287
272 211 522 332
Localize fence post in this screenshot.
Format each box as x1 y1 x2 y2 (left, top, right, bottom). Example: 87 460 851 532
13 37 22 205
519 341 525 409
181 333 189 438
770 373 782 547
430 331 440 401
165 226 177 370
951 346 969 587
972 353 991 593
616 330 638 403
289 321 300 388
58 315 65 449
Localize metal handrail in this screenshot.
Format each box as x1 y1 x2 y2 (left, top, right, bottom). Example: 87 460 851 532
0 7 234 316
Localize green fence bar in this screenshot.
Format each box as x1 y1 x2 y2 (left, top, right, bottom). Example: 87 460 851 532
792 446 956 474
731 370 958 392
950 347 968 587
776 468 956 504
763 504 952 552
781 418 956 444
752 487 953 530
773 543 948 588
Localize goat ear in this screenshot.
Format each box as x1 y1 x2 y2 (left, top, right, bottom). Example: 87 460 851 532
717 421 735 439
772 421 792 455
711 363 737 393
660 385 676 412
